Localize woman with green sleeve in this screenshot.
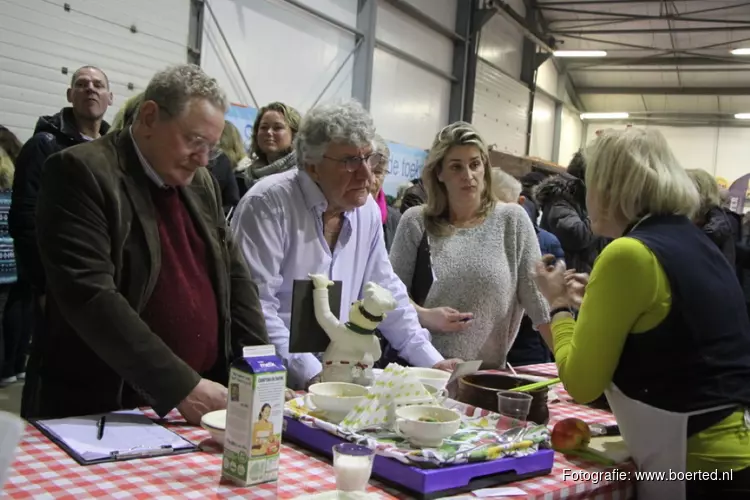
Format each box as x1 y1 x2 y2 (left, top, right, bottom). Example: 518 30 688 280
534 127 750 500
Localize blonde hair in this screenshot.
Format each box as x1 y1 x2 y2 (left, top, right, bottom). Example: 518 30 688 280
422 122 496 236
585 128 699 223
220 120 246 167
0 148 14 190
110 92 145 132
686 169 721 216
491 168 522 203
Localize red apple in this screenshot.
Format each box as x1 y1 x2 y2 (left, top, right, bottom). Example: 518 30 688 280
551 418 591 451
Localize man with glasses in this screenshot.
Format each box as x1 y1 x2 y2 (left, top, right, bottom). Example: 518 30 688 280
26 65 269 421
230 100 460 390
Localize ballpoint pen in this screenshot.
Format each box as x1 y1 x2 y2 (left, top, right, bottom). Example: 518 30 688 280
97 416 106 440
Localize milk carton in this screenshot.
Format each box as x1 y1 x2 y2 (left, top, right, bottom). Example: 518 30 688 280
222 345 286 486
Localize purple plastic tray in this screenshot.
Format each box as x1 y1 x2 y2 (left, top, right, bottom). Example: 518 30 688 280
283 416 554 498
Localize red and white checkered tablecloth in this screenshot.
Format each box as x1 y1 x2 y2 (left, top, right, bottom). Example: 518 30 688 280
5 364 634 499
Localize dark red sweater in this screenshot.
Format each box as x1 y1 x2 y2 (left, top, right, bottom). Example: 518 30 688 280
140 185 219 375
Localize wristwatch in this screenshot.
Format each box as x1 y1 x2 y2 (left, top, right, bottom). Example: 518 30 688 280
550 306 575 317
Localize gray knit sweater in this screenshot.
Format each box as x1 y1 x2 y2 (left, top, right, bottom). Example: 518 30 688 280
389 203 550 368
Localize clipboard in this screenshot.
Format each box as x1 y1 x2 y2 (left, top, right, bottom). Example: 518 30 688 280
289 279 343 353
30 409 198 466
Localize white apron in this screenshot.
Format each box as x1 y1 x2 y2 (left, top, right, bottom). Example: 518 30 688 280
605 383 741 500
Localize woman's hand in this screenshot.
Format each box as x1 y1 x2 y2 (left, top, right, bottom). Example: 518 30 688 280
418 306 473 332
534 255 570 309
564 270 589 308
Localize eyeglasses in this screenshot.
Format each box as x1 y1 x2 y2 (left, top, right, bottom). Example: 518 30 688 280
323 152 384 173
184 135 222 161
158 105 222 160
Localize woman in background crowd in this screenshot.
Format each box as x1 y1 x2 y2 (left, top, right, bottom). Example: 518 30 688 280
687 169 736 265
206 121 241 215
0 143 19 386
0 127 22 162
109 92 145 132
535 152 607 274
390 122 550 368
220 120 252 198
243 102 301 191
534 128 750 499
371 135 401 251
493 168 561 366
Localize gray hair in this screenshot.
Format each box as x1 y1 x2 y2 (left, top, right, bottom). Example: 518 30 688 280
143 64 228 118
295 99 375 167
373 133 390 169
491 168 522 203
71 66 109 88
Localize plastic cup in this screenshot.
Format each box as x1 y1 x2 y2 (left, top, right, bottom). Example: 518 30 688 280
497 390 533 424
332 443 375 492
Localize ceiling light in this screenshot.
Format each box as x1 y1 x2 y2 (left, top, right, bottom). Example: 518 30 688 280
554 50 607 58
735 113 750 119
731 48 750 55
580 112 629 120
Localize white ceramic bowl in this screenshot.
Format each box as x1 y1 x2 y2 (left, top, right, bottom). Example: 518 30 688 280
408 367 451 390
395 405 461 448
200 409 226 446
306 382 368 420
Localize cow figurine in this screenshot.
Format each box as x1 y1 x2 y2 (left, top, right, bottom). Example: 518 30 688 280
309 274 396 386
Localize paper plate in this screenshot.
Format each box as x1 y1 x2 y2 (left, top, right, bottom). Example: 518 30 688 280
201 409 226 430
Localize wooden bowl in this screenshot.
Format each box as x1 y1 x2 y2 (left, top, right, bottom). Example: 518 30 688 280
456 373 550 424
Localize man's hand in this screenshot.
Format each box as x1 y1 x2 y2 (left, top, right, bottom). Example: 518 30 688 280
433 358 463 372
309 274 334 290
177 378 228 425
306 373 322 390
419 307 473 333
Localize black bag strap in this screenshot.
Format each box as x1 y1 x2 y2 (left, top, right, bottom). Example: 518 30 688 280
411 229 433 307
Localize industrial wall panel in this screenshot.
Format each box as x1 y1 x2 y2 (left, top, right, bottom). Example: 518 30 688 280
202 0 355 113
559 107 583 167
0 0 189 141
536 60 559 99
370 48 450 149
472 60 529 157
584 123 719 175
529 92 554 161
400 0 457 29
376 0 454 74
477 12 525 79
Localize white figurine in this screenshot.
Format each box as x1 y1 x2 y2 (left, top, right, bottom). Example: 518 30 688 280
309 274 396 386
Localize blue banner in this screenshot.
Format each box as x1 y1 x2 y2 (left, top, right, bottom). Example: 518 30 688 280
225 104 258 151
383 141 427 197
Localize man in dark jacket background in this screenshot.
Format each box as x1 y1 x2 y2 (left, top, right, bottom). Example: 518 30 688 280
534 152 608 274
9 66 113 299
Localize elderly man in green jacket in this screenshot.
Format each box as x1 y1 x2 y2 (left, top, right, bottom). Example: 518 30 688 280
25 64 269 423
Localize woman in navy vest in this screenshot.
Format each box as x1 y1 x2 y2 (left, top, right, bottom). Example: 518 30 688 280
534 128 750 500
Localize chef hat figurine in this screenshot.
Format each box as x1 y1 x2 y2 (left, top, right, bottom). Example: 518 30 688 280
309 274 396 386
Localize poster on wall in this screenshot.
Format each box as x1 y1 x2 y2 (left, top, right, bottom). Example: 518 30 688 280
382 141 428 198
225 104 258 151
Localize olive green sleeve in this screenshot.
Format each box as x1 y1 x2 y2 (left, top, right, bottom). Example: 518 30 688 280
552 237 665 403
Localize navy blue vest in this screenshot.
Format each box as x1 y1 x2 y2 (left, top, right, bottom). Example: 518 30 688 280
613 215 750 423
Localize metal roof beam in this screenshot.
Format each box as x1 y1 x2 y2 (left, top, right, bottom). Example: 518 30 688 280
538 0 741 5
552 26 750 35
578 87 750 95
540 6 750 24
566 56 750 68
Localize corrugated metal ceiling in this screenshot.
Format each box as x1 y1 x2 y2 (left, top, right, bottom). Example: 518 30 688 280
536 0 750 117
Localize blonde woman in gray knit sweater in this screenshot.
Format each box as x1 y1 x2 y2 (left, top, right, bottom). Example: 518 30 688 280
389 123 551 368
